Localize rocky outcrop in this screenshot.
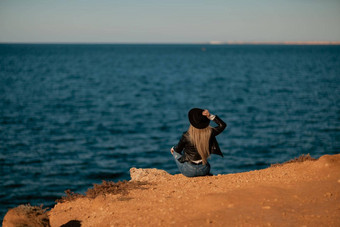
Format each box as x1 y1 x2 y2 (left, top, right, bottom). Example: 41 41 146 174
3 154 340 227
3 205 50 227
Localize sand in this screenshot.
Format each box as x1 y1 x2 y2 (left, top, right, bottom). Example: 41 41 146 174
3 154 340 227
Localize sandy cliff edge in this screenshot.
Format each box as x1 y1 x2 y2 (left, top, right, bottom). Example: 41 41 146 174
3 154 340 227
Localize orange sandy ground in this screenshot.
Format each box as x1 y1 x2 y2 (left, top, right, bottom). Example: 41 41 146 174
46 154 340 227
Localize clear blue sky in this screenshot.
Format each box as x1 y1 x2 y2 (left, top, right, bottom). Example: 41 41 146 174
1 0 339 43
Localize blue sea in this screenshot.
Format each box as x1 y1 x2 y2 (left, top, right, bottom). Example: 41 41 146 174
1 44 339 219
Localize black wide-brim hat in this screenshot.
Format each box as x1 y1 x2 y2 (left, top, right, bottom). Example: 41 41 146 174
188 108 210 129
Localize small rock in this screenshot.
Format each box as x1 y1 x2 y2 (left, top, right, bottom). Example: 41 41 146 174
262 206 271 209
130 167 171 182
324 192 332 198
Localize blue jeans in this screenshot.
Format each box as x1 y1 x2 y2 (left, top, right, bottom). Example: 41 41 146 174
172 152 211 177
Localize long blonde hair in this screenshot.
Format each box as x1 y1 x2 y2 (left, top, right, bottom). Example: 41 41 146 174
187 125 212 165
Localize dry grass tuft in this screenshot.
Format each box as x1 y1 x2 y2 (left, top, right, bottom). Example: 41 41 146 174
57 180 148 203
56 189 85 203
271 154 317 167
18 204 48 214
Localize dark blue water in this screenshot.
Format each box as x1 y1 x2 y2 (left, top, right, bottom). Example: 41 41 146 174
1 44 339 219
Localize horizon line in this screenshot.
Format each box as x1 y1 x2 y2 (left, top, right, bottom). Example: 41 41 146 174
1 41 340 45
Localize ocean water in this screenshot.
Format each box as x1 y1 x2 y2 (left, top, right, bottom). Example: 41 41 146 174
1 44 339 219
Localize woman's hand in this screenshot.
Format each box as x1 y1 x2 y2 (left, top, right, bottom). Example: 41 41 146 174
202 109 210 118
170 147 174 154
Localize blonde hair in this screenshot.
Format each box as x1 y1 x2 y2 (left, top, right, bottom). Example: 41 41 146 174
187 125 212 165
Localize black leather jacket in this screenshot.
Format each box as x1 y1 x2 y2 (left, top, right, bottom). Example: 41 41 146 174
173 115 227 163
